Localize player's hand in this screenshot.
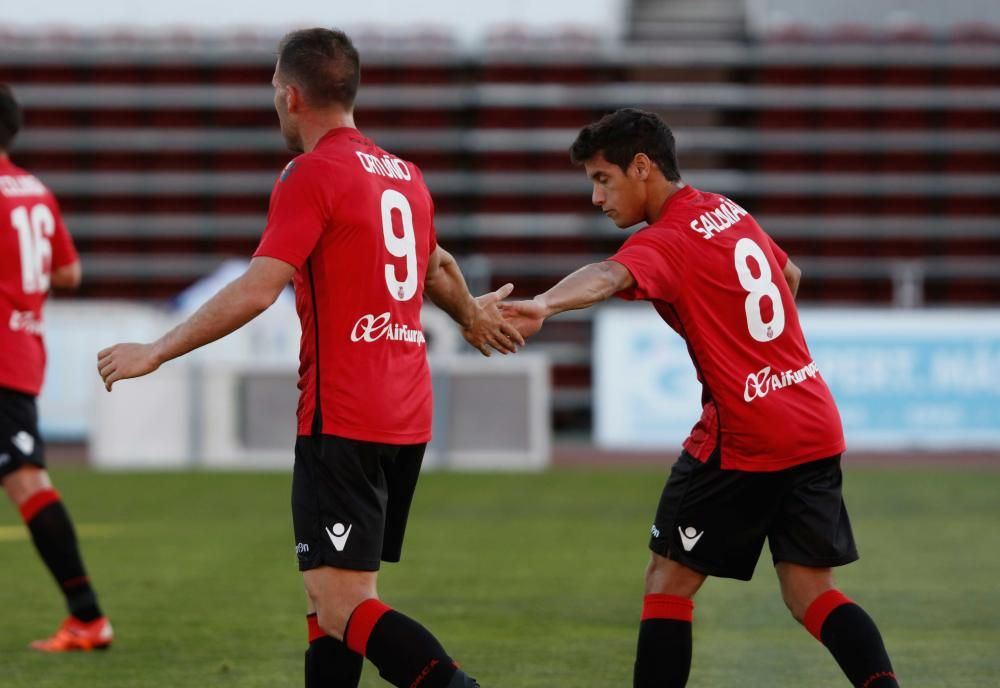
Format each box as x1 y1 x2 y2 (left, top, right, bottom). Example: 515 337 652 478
463 283 525 356
96 342 161 391
499 298 547 339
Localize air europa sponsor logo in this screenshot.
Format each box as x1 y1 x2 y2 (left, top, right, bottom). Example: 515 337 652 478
9 310 43 335
744 361 821 402
689 197 749 240
351 312 426 346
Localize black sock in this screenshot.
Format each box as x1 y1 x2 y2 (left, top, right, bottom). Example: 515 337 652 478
345 599 472 688
633 594 694 688
805 590 898 688
305 613 363 688
21 490 102 622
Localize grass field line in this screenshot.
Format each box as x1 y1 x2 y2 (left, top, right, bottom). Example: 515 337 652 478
0 523 125 542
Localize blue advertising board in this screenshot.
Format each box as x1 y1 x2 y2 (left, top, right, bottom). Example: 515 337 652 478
595 307 1000 451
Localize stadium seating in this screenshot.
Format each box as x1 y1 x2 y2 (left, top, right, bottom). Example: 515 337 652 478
1 28 998 431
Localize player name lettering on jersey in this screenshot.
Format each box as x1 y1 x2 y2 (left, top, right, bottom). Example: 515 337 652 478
9 310 43 336
0 175 47 198
351 312 426 346
354 152 412 182
744 361 821 403
689 198 748 240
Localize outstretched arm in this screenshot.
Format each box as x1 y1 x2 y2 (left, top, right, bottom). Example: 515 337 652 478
424 245 524 356
501 260 635 338
97 256 294 391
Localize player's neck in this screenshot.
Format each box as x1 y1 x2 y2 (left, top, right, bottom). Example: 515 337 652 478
300 112 358 153
646 180 685 224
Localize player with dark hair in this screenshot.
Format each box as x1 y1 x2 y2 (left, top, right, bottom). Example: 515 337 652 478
97 28 519 688
502 108 899 688
0 84 113 651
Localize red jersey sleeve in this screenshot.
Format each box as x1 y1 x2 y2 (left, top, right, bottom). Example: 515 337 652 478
253 158 330 270
765 233 788 269
49 200 78 270
608 228 682 302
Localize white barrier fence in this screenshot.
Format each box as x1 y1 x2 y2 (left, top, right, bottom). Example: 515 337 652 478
40 300 550 471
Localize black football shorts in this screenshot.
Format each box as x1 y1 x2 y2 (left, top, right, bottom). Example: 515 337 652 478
649 449 859 581
291 434 425 572
0 387 45 480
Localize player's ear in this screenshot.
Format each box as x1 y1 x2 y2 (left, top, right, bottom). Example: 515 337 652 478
631 153 651 181
285 84 304 114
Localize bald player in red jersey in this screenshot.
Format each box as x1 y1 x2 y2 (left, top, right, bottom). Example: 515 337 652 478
97 29 521 688
0 85 113 652
502 109 899 688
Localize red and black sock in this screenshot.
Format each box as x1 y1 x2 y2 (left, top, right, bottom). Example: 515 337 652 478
804 590 898 688
344 599 477 688
304 613 363 688
20 489 102 622
633 594 694 688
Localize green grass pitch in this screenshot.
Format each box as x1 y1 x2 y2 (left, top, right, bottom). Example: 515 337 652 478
1 465 998 687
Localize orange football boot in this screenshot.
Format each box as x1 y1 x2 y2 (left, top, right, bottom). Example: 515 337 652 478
30 616 113 652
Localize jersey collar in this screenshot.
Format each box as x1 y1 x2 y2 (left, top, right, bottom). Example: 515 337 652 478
315 126 366 149
656 184 696 221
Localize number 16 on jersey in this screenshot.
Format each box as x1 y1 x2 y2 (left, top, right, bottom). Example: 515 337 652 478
10 203 56 294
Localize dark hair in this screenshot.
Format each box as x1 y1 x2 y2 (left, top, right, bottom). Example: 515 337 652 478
570 108 681 181
277 28 361 109
0 84 22 150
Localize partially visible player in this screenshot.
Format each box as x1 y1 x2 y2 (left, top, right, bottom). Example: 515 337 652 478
0 85 113 652
502 109 899 688
97 29 521 688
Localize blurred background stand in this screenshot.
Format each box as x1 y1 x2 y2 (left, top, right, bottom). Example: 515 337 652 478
2 0 997 467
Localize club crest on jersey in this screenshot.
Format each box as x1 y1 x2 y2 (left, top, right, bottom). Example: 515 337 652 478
280 161 297 181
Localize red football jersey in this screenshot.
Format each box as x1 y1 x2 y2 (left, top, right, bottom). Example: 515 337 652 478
254 128 436 443
610 185 845 471
0 158 78 397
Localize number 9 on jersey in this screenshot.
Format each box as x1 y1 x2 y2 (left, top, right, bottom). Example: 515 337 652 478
380 189 417 302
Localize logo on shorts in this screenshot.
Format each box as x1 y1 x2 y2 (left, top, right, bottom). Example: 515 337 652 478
296 542 310 555
325 523 352 552
678 527 704 552
11 431 34 456
650 524 661 538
